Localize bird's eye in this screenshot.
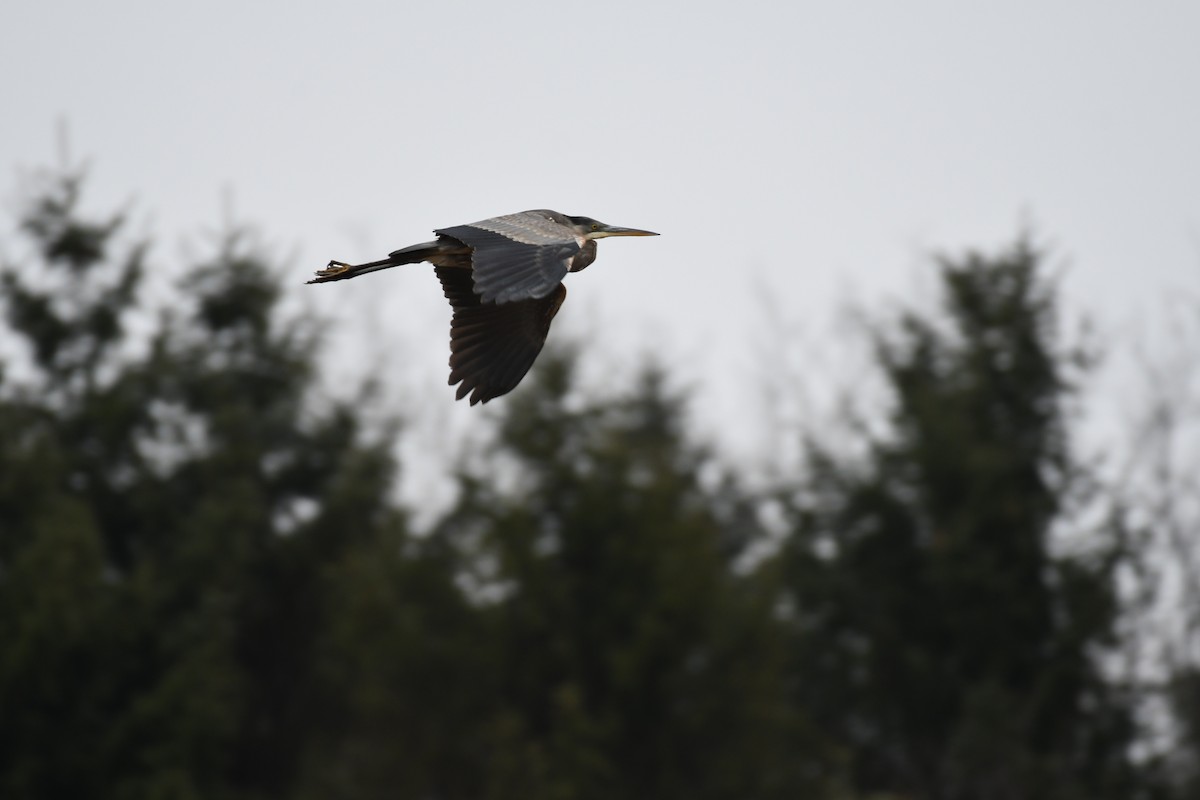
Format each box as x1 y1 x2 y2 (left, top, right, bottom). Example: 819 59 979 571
591 223 600 231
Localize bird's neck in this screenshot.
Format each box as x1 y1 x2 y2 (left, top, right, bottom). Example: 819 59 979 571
569 239 598 273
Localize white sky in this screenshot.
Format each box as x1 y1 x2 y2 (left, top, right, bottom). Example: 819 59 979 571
3 2 1199 496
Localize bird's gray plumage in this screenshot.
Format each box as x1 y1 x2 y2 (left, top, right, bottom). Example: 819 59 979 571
308 209 657 404
437 266 567 404
436 211 581 304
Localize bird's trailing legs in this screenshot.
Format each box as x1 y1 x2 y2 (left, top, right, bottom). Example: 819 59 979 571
307 240 467 284
308 256 400 284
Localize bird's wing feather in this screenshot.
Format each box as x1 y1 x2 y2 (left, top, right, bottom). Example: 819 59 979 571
436 266 566 405
437 212 579 305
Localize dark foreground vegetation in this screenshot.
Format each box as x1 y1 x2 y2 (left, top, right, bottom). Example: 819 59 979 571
1 165 1197 799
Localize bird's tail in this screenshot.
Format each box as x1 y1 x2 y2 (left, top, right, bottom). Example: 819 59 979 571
306 240 445 284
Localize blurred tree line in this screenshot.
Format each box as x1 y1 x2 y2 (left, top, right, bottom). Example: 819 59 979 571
1 165 1196 800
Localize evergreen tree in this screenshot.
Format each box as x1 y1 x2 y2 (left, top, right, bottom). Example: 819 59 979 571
1166 669 1200 796
432 355 836 800
0 167 435 799
7 162 1183 800
778 240 1154 800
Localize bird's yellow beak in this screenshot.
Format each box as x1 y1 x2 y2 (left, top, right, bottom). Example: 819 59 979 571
592 225 659 239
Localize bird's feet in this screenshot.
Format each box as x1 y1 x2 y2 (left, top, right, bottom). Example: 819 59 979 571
307 260 352 284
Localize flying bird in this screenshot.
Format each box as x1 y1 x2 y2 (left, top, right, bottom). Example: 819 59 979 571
308 210 658 404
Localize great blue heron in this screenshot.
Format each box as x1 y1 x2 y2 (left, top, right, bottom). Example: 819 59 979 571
309 210 658 405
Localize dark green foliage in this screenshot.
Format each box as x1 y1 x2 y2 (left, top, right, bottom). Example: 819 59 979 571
1167 668 1200 795
779 241 1153 800
0 166 826 800
0 163 1186 800
431 357 834 799
0 169 434 799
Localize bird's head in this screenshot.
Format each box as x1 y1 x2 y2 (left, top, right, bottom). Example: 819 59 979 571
568 216 659 241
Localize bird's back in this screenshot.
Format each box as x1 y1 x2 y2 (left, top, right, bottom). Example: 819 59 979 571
448 210 578 247
436 210 581 304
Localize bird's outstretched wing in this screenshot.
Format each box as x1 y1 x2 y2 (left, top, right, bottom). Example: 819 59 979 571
437 211 579 305
436 266 567 405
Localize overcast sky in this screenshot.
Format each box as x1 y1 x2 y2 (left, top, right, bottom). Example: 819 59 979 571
3 2 1199 495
